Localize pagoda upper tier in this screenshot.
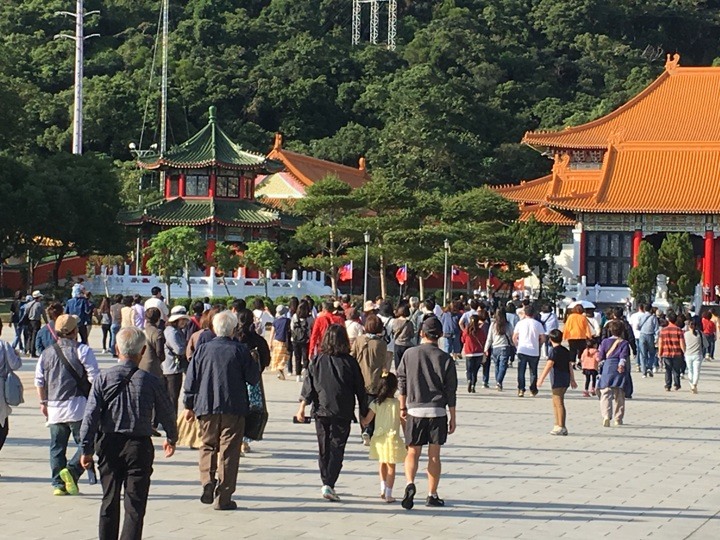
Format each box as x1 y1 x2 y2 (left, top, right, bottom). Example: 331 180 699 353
137 106 282 173
498 55 720 216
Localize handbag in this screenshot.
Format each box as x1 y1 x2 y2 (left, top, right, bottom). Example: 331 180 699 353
244 347 269 441
54 343 92 398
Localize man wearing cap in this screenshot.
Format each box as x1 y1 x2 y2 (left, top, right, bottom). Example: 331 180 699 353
35 314 100 496
26 290 48 357
65 286 93 345
79 327 177 540
397 316 458 510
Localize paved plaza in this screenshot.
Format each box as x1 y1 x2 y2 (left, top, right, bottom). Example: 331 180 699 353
1 330 719 539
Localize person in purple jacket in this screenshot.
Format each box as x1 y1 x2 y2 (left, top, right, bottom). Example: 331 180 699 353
597 320 631 427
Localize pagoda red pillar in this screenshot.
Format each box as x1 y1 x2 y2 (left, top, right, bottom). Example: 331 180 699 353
179 174 186 197
579 231 587 276
209 173 216 198
632 230 643 267
704 230 714 292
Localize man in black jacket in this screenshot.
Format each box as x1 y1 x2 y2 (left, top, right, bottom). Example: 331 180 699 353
397 316 458 510
183 310 260 510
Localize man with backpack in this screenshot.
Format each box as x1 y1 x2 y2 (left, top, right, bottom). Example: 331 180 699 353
65 287 93 345
34 314 100 495
24 291 47 358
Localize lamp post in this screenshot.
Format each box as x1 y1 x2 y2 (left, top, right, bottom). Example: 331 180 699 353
443 238 450 304
363 231 370 304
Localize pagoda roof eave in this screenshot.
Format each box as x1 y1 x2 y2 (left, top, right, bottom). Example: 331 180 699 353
137 157 283 174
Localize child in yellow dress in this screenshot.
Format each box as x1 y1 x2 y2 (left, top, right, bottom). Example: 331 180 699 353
361 372 407 503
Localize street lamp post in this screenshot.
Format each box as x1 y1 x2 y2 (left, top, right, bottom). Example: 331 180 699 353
363 231 370 304
443 238 450 304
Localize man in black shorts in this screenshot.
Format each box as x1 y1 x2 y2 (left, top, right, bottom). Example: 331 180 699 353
397 316 458 509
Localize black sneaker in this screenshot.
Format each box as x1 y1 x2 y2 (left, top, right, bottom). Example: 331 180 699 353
401 483 416 510
467 383 472 393
426 494 445 507
201 482 216 504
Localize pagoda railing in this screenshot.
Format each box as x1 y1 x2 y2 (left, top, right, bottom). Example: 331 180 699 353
86 265 333 300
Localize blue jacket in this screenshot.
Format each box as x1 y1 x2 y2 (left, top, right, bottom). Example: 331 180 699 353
65 297 92 325
183 337 260 417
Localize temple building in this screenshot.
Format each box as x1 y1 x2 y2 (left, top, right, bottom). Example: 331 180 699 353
496 54 720 304
119 106 285 268
255 133 370 208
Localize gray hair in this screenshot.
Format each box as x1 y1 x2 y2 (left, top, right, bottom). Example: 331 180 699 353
409 296 419 308
213 310 238 337
116 327 147 357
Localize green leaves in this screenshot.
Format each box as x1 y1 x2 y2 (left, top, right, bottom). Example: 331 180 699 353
145 226 205 300
628 241 658 303
658 232 701 305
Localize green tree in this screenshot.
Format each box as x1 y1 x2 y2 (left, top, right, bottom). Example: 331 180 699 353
658 232 701 307
627 241 658 304
511 217 562 300
145 226 205 301
242 240 281 299
293 176 362 295
213 242 241 296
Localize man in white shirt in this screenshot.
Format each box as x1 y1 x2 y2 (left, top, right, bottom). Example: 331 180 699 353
144 287 169 322
512 306 546 398
35 315 100 496
459 299 479 331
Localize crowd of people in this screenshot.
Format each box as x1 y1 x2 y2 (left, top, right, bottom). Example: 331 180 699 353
0 283 716 539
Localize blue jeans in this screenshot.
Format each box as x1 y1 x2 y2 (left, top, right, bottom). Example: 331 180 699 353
11 323 24 350
517 353 539 392
49 421 84 489
110 323 121 356
465 355 482 387
492 347 512 386
637 334 655 374
704 335 715 359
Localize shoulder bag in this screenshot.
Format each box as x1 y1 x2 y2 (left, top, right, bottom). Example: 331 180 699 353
244 346 269 441
53 343 92 397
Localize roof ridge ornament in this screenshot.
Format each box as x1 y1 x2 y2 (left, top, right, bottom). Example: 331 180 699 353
274 132 283 151
209 105 217 123
665 53 680 71
608 127 626 146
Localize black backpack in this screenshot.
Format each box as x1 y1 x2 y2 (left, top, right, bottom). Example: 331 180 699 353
291 318 309 344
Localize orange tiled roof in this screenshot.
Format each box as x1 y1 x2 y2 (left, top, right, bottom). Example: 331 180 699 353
267 134 370 189
519 204 575 226
257 196 297 211
494 175 553 204
523 55 720 149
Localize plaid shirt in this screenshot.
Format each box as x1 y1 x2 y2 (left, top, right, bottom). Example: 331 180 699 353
659 324 685 358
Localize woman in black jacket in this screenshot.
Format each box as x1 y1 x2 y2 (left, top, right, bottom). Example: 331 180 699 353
296 324 368 502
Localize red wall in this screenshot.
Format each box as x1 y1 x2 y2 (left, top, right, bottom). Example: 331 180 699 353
1 256 89 292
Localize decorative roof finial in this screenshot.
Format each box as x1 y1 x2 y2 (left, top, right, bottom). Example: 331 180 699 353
665 53 680 71
274 132 283 151
358 156 366 171
209 105 217 123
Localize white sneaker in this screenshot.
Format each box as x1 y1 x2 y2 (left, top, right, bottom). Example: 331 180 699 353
296 375 301 383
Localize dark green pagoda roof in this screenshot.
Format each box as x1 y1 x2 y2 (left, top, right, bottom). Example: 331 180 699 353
119 198 282 228
137 106 283 172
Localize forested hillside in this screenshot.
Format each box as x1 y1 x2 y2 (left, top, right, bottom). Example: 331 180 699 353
1 0 720 194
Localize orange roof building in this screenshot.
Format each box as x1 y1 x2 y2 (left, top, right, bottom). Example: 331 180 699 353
255 133 370 208
496 54 720 303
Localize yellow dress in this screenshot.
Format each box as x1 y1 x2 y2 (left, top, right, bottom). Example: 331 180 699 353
369 398 407 464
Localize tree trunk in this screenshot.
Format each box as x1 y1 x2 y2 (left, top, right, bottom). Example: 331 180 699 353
165 278 171 304
52 251 67 288
186 263 192 299
379 251 387 299
329 230 337 297
419 275 425 301
223 276 231 297
264 269 269 299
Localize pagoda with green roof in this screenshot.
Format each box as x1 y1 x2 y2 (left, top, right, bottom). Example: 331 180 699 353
120 106 285 269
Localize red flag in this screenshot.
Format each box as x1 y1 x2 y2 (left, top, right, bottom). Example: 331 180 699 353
395 265 408 285
451 265 469 285
338 261 353 282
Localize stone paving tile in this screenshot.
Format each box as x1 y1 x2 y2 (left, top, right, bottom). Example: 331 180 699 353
1 330 720 538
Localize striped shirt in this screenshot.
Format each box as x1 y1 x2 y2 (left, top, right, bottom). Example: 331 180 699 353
659 324 685 358
79 360 178 454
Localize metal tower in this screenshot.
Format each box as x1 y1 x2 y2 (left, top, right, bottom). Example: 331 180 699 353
352 0 397 51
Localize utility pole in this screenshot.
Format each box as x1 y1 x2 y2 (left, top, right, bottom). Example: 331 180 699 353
160 0 169 157
55 1 99 155
351 0 397 51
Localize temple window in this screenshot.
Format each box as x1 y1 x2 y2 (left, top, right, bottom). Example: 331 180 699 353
217 175 239 198
168 176 179 197
186 174 209 196
569 149 604 170
586 231 632 286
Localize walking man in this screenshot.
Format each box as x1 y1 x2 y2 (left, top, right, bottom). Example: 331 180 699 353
398 316 457 509
513 305 546 397
183 310 260 510
630 304 658 377
79 327 177 540
143 286 169 324
26 290 47 357
658 312 686 391
35 314 100 495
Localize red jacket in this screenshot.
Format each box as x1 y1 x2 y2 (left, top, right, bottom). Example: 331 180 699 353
461 323 488 355
308 311 345 359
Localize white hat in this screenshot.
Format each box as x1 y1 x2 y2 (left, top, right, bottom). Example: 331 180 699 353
32 290 43 298
168 305 190 323
363 300 377 312
276 304 287 316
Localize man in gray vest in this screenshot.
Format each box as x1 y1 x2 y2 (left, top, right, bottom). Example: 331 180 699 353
35 314 100 496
